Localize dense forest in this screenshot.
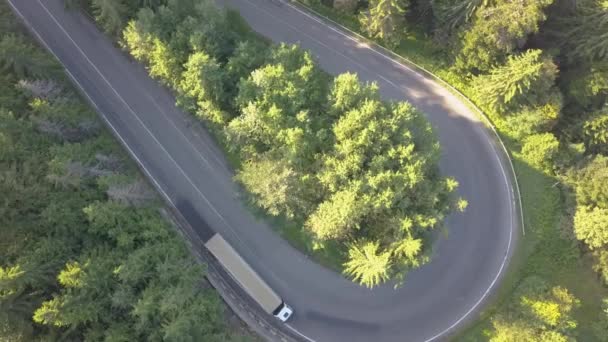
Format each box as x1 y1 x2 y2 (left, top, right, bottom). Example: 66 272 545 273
0 3 247 341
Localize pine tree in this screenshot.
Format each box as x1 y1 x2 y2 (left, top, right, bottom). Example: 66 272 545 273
91 0 129 35
360 0 409 45
562 0 608 62
472 50 558 113
455 0 553 73
343 241 392 288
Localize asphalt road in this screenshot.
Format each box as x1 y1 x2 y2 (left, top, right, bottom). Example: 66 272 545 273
7 0 519 341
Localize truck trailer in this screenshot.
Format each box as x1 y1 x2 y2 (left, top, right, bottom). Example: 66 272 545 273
205 233 293 322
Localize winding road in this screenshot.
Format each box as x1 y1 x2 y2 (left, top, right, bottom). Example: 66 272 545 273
7 0 520 341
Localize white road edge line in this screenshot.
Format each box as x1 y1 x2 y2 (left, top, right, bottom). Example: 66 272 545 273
286 324 318 342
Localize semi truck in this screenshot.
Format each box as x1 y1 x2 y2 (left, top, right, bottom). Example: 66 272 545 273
205 233 294 322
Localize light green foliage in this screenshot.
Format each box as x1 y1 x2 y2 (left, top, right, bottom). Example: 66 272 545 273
148 38 182 85
314 85 452 284
574 206 608 249
359 0 409 45
343 241 392 288
229 44 327 165
572 156 608 253
503 103 561 140
472 50 559 114
236 157 314 218
582 107 608 155
306 186 366 240
179 52 228 124
575 155 608 208
121 15 155 62
488 277 579 341
329 72 380 116
521 133 559 172
455 0 553 73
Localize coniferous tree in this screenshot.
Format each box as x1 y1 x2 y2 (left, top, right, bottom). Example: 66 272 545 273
360 0 409 45
472 50 558 113
343 241 392 288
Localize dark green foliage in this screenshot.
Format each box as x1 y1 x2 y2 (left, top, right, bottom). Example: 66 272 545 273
560 0 608 63
0 6 237 340
359 0 409 45
0 35 60 79
454 0 553 73
575 155 608 209
472 50 559 114
582 107 608 154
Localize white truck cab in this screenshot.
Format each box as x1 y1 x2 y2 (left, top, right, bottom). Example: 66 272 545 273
273 302 293 322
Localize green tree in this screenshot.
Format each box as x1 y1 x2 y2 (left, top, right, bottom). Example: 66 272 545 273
432 0 489 36
178 51 228 124
236 157 316 218
225 40 269 92
147 38 182 86
574 206 608 249
488 277 579 341
0 35 59 78
228 44 327 166
91 0 129 35
328 73 380 117
582 107 608 154
455 0 553 73
520 133 559 172
472 49 559 113
561 0 608 62
305 186 366 240
359 0 409 45
343 241 392 288
575 155 608 208
565 62 608 110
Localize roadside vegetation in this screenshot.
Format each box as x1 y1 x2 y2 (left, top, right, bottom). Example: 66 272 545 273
0 3 250 341
290 0 608 340
72 0 465 288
